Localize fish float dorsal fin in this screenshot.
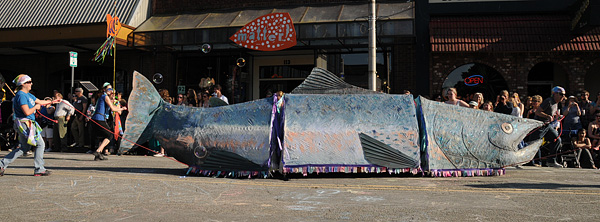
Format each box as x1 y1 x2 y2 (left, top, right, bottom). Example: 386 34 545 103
290 67 382 94
119 71 162 154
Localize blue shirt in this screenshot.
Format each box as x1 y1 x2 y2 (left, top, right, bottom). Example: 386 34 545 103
13 90 37 120
92 94 110 121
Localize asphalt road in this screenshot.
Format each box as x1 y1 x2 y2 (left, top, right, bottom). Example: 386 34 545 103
1 151 599 222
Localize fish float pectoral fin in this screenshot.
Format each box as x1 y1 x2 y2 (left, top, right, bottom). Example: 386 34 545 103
119 71 163 154
359 133 419 169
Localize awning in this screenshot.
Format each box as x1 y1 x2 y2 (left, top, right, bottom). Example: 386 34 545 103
430 15 600 52
131 2 415 50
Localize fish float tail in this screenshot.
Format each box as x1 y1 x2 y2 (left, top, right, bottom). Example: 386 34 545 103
119 71 162 153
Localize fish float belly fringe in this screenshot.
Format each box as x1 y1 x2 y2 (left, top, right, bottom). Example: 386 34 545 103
123 69 544 178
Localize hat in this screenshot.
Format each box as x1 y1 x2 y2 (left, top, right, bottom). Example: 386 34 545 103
568 95 576 100
552 86 565 94
75 87 83 92
13 74 31 86
102 82 111 88
468 101 478 106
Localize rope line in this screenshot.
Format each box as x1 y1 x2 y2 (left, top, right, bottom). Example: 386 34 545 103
57 99 189 167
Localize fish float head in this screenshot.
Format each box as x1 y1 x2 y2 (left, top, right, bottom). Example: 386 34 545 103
418 97 544 169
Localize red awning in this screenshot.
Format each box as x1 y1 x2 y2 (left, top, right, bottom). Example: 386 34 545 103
430 15 600 52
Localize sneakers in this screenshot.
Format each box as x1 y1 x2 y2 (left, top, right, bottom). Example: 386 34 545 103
153 153 165 157
34 170 51 176
547 160 564 168
68 143 77 148
44 148 52 152
24 150 33 156
0 167 4 176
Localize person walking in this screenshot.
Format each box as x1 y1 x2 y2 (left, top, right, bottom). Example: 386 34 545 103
90 83 126 160
0 74 59 176
53 93 74 152
70 88 87 149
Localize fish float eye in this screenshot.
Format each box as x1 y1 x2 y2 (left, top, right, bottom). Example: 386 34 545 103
501 123 513 134
194 146 208 159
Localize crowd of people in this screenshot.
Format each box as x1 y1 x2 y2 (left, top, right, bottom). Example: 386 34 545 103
437 86 600 169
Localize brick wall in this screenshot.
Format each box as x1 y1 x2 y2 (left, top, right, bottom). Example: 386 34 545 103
430 52 600 97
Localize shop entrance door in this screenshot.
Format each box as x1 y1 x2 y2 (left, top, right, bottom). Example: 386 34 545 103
253 55 314 99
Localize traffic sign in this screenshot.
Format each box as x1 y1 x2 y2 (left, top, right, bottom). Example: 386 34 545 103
69 51 78 67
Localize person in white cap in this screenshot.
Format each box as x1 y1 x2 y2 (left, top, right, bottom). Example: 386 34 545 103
0 74 60 176
527 86 567 168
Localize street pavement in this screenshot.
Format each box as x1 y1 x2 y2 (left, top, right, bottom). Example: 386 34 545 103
1 151 599 221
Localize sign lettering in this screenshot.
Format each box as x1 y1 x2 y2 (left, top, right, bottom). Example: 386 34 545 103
464 75 484 86
230 13 297 51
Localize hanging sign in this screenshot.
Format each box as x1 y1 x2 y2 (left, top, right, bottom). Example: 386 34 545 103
229 13 297 51
106 14 122 38
464 75 484 86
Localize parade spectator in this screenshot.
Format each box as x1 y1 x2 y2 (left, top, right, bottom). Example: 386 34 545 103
0 75 58 176
523 96 533 118
69 88 87 149
509 92 524 117
473 92 484 109
443 88 469 107
91 83 126 160
528 86 567 168
588 113 600 150
434 94 442 102
199 92 210 108
468 101 479 109
482 101 494 111
175 93 186 106
572 129 596 169
53 93 74 151
494 93 513 115
187 89 198 107
526 95 543 119
578 90 595 129
213 84 229 104
85 93 98 153
562 96 582 131
37 97 55 152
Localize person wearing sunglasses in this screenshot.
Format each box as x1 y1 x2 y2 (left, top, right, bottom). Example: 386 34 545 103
0 75 60 176
199 92 210 108
527 86 567 168
175 94 186 106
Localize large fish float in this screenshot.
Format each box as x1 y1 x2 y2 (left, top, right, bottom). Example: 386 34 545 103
120 68 543 177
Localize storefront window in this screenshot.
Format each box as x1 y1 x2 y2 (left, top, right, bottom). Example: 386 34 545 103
258 65 313 97
442 63 508 101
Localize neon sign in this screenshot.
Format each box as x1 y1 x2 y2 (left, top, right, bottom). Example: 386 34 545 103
464 75 484 86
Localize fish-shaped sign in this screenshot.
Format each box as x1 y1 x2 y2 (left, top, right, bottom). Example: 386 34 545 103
229 13 297 51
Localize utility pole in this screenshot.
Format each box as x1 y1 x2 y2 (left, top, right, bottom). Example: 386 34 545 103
368 0 377 91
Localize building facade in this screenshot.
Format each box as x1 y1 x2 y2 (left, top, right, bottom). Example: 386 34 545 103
131 0 420 102
428 0 600 101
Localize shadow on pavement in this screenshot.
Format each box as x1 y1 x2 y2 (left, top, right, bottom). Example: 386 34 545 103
5 165 187 176
467 183 600 189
